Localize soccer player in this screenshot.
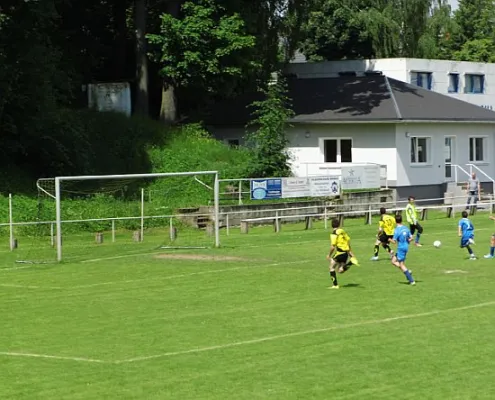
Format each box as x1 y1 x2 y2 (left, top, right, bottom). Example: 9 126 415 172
327 218 358 289
389 215 416 285
405 196 423 247
458 210 476 260
371 207 395 261
483 215 495 259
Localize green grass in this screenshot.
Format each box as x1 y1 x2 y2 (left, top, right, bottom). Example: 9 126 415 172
2 211 495 399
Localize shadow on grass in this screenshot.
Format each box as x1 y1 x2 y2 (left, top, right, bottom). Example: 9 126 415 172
342 283 363 288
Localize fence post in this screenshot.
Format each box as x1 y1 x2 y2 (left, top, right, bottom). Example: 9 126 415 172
112 220 116 242
50 223 55 247
238 180 243 205
226 213 230 236
8 193 15 251
274 211 281 233
324 207 328 230
365 205 372 225
140 188 144 242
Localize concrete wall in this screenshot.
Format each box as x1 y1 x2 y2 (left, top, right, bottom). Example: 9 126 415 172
208 189 396 227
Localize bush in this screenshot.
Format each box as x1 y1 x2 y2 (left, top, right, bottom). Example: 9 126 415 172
0 122 253 235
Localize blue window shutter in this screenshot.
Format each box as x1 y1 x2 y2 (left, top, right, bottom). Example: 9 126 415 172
427 73 432 90
417 74 423 87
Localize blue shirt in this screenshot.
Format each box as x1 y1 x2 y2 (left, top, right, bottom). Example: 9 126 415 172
393 225 412 251
458 217 474 238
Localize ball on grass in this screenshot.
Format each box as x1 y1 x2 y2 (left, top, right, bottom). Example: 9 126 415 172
433 240 442 248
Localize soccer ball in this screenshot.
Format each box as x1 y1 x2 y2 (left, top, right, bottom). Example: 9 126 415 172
433 240 442 248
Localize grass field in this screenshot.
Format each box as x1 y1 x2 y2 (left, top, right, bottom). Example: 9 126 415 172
2 211 495 399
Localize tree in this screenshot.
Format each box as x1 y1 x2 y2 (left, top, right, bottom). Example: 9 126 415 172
245 76 294 178
135 0 149 115
147 0 257 123
417 0 458 59
451 0 495 61
299 0 401 61
454 38 495 62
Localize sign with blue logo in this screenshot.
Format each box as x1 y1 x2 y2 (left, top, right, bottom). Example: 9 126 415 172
250 179 282 200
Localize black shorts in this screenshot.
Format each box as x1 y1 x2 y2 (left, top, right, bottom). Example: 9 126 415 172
410 223 423 235
333 252 349 264
379 233 393 245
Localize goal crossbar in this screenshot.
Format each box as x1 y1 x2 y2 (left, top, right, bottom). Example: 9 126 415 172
52 171 220 262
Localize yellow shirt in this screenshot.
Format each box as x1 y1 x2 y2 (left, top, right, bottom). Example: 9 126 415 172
405 203 417 225
330 228 350 254
379 214 396 235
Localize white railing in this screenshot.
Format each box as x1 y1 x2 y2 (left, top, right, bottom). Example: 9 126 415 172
3 194 493 245
445 163 471 185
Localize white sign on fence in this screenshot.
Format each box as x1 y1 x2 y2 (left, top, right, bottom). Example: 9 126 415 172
341 165 380 190
281 176 340 198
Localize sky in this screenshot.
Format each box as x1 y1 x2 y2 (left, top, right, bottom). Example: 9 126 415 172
449 0 459 10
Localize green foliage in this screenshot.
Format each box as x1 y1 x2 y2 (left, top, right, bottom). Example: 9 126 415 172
454 38 495 63
147 0 257 92
149 124 252 207
246 77 294 178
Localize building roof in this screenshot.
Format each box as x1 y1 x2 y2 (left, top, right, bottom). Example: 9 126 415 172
204 75 495 125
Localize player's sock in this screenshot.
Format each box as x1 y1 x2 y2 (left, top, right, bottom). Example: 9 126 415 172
384 244 391 253
330 270 338 287
403 269 414 283
490 247 495 257
373 245 379 257
466 245 473 255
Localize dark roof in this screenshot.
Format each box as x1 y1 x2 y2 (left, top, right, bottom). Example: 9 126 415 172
204 75 495 125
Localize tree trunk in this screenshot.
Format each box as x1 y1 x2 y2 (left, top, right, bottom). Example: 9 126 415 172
160 82 177 123
113 1 128 80
135 0 149 115
159 0 181 123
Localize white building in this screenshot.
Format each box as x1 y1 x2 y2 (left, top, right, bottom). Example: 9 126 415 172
286 58 495 111
205 74 495 200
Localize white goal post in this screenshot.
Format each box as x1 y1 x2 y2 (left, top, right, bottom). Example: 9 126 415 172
53 171 220 262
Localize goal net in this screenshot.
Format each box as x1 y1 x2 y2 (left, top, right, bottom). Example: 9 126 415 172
16 171 220 263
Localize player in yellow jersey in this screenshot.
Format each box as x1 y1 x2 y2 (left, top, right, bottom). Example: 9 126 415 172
371 207 395 261
327 218 358 289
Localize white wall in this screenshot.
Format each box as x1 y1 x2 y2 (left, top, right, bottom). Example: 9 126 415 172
287 58 495 109
287 124 397 180
395 123 495 186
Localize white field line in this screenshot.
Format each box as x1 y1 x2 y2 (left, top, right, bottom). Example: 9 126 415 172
0 283 62 290
1 300 493 364
0 351 105 363
70 259 316 289
115 300 495 364
80 251 164 263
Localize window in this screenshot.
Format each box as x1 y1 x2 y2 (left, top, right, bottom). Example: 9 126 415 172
226 139 239 147
448 73 459 93
469 137 486 162
465 74 484 93
410 137 431 164
323 138 352 163
411 72 432 90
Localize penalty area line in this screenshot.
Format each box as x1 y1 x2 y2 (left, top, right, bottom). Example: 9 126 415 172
0 351 106 364
115 300 495 364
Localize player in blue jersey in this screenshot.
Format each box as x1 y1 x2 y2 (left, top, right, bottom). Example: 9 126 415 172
458 210 476 260
389 215 416 285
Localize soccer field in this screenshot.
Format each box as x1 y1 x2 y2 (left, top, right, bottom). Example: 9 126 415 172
2 212 495 399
